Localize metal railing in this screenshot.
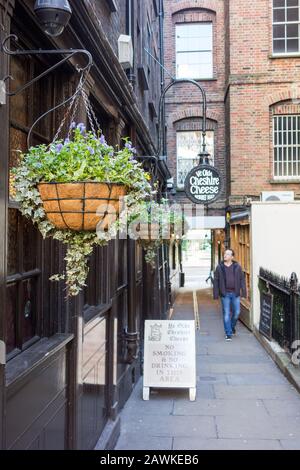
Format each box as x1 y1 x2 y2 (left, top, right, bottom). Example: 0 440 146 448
259 267 300 354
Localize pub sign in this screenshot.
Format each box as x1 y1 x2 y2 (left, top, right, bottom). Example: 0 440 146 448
184 164 222 204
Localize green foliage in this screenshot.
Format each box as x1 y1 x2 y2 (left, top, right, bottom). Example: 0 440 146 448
21 127 152 192
12 125 153 297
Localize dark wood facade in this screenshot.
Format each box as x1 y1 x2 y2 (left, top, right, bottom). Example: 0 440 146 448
0 0 179 450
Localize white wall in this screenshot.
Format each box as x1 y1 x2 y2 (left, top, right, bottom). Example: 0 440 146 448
251 202 300 326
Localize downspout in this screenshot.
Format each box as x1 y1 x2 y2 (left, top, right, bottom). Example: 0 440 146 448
124 0 138 363
158 0 166 155
126 0 135 87
124 240 139 364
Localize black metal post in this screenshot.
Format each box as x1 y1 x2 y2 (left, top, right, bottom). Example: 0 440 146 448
290 272 299 352
156 78 208 164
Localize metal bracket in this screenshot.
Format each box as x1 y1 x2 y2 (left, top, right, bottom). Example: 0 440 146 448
0 80 6 105
0 34 93 147
0 341 6 365
1 35 93 98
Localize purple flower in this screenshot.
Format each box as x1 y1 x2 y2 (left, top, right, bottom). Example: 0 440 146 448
125 141 137 154
108 151 114 157
99 134 107 145
56 143 63 153
64 138 70 145
77 123 86 134
70 121 76 129
87 146 95 155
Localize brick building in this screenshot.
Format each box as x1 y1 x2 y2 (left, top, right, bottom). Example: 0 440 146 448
164 0 227 216
163 0 300 326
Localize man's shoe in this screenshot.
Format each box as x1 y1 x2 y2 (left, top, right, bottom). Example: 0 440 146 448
225 335 232 341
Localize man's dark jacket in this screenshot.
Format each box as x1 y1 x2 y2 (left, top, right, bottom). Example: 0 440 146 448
213 261 247 299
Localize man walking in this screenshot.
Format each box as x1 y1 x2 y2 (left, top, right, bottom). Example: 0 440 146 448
213 249 247 341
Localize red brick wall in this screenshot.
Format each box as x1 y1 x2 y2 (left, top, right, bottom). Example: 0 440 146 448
165 0 300 207
226 0 300 201
164 0 227 214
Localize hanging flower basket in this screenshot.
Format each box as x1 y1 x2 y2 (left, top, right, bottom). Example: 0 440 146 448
12 122 154 296
38 181 127 231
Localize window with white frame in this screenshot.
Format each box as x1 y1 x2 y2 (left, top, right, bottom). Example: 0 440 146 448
273 115 300 178
177 131 214 187
273 0 300 54
176 23 213 79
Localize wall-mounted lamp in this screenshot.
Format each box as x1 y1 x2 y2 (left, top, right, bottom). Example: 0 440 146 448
34 0 72 37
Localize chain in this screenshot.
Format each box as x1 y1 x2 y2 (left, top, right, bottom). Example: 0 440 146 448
51 71 102 143
52 73 85 142
81 87 102 135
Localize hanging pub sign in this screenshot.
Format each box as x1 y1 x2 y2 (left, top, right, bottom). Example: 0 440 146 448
184 164 222 204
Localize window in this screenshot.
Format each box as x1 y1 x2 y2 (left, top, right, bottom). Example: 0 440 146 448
273 0 300 54
273 115 300 178
176 23 213 79
177 131 214 187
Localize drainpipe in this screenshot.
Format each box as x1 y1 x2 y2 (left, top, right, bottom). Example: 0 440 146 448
124 239 139 364
158 0 166 155
126 0 135 86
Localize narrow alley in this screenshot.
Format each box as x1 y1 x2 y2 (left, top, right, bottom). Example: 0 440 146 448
115 268 300 451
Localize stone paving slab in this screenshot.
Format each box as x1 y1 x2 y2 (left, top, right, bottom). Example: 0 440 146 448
216 414 300 440
120 397 174 417
173 437 282 450
209 363 282 374
197 354 273 364
115 436 173 451
120 415 217 439
114 281 300 451
280 440 300 450
214 384 300 400
226 373 288 386
173 398 268 417
262 399 300 416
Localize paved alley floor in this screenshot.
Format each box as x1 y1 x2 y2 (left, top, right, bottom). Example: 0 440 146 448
115 276 300 450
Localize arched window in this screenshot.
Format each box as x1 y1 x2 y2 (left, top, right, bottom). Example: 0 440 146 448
271 100 300 178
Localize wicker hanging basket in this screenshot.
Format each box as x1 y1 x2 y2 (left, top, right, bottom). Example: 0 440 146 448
38 182 127 231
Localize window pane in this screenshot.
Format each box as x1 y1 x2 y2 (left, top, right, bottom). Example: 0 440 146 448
177 131 214 187
23 217 38 272
273 8 286 22
287 7 299 21
176 23 212 52
273 24 286 37
273 115 300 178
287 23 298 37
287 0 298 6
6 283 18 354
177 51 212 78
21 278 37 346
9 127 27 200
287 38 299 51
273 39 286 52
274 0 285 6
7 209 18 276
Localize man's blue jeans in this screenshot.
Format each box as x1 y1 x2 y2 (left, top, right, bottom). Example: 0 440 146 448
221 293 241 336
